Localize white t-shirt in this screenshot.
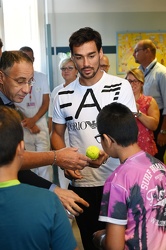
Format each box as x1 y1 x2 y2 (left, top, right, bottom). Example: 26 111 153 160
53 72 137 187
48 83 64 118
15 71 50 126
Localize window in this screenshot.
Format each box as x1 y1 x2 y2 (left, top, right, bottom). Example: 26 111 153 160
1 0 43 71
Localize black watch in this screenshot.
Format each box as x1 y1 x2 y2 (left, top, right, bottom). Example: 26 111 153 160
134 110 142 118
160 129 166 135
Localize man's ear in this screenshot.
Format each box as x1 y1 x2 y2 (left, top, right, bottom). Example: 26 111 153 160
71 53 74 61
16 141 25 158
103 134 116 147
20 141 25 151
145 47 151 55
99 48 103 60
103 134 111 147
0 71 4 85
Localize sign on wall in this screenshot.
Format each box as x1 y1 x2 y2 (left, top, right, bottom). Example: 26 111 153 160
117 32 166 74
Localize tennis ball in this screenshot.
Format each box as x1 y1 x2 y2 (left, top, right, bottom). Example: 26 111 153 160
86 145 100 160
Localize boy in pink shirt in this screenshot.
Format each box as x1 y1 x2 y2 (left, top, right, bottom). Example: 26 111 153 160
93 102 166 250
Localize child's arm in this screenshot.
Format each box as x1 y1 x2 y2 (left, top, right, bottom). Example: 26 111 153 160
105 223 125 250
93 223 125 250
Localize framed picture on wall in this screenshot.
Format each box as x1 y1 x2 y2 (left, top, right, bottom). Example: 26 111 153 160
116 31 166 74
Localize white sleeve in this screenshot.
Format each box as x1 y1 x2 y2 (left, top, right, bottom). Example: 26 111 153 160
118 79 137 113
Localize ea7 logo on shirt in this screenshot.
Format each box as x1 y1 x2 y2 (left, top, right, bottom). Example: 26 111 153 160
60 86 120 123
62 89 101 121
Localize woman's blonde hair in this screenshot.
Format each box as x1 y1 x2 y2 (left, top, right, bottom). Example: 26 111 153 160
59 57 76 70
126 68 144 83
126 68 144 93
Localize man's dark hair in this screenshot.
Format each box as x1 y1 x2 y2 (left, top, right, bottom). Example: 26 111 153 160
69 27 102 54
19 46 34 62
19 46 33 54
0 106 23 166
0 50 33 71
97 102 138 147
0 39 3 49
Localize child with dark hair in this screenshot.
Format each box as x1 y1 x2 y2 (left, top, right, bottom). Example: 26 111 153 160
0 106 78 250
93 102 166 250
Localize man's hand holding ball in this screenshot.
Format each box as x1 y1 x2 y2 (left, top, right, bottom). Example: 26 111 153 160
86 146 108 168
86 146 100 160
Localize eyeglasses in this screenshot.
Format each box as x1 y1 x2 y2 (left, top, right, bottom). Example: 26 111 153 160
95 134 104 144
61 66 75 71
133 48 145 53
2 71 35 87
95 134 114 144
127 79 139 84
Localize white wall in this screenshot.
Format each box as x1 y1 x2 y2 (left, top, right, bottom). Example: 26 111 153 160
1 0 45 72
52 0 166 13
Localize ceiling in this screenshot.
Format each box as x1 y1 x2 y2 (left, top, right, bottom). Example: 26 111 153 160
52 0 166 13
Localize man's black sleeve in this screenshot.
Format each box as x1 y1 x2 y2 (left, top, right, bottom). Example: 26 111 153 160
0 101 53 189
18 170 52 189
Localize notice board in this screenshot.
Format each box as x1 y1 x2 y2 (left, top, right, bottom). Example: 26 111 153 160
117 32 166 74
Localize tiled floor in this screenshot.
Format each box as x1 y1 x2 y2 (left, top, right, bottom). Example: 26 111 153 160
72 219 84 250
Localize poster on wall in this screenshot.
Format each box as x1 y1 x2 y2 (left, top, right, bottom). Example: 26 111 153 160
117 32 166 74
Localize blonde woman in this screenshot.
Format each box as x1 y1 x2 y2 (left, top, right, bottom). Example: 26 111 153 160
48 57 78 132
126 68 159 156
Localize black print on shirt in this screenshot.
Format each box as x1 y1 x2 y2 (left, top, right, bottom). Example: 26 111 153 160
60 88 101 121
75 89 101 119
59 83 122 125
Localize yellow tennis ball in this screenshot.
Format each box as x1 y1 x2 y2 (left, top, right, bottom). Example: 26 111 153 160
86 146 100 160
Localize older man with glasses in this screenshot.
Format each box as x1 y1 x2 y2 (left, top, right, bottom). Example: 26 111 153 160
0 50 89 216
15 46 53 182
133 39 166 162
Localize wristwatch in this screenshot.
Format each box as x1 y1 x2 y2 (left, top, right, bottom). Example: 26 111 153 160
160 129 166 135
134 110 142 118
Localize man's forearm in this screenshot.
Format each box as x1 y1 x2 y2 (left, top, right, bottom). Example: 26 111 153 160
32 104 48 123
32 94 49 123
51 131 66 150
22 151 55 170
22 147 89 171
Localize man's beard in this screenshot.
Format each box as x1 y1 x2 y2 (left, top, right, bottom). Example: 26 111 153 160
79 65 100 79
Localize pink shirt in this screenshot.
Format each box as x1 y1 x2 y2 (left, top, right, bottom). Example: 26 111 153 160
99 151 166 250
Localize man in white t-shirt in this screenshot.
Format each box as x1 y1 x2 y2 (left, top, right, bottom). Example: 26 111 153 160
51 27 137 250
